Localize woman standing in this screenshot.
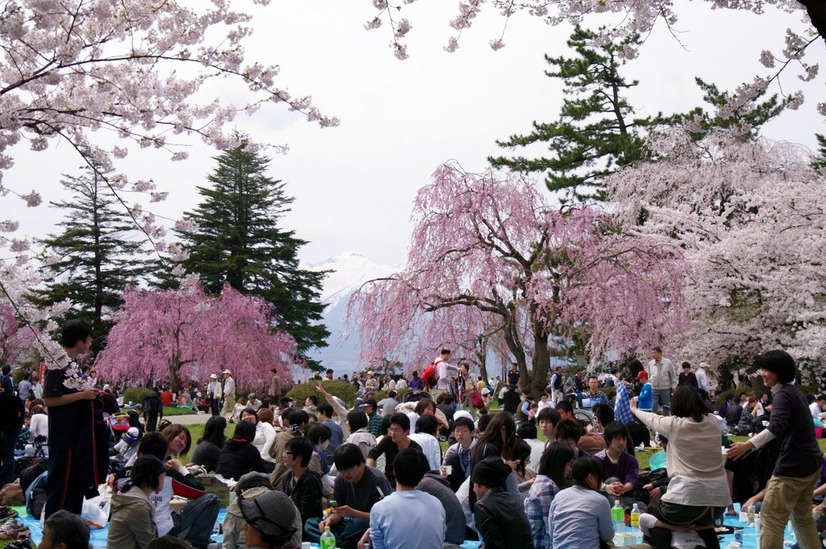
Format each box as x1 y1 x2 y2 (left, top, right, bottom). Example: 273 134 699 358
727 350 822 549
631 386 730 549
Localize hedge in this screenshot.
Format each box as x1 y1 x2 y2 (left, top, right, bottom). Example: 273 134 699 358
287 380 358 408
122 387 153 406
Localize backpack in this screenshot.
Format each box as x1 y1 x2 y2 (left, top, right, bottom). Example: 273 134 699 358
470 390 484 409
143 392 161 413
421 360 440 389
24 469 48 518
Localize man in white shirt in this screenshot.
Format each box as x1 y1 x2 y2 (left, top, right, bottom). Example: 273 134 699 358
435 349 457 398
810 394 826 420
695 361 711 397
647 347 676 415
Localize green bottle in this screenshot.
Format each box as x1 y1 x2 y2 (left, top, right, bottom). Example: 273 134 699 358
320 525 336 549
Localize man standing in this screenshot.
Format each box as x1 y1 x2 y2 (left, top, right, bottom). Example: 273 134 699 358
434 349 457 398
221 369 236 419
42 319 107 517
507 362 520 390
647 347 676 415
696 361 711 398
267 368 281 403
16 372 33 401
0 366 13 394
207 373 222 416
581 375 608 407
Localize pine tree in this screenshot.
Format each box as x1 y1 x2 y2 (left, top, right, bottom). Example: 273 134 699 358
814 134 826 171
177 140 329 364
31 165 151 352
488 26 655 204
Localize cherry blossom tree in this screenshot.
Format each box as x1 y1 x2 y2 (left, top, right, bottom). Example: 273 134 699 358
347 163 687 395
365 1 823 116
95 279 300 389
608 127 826 383
0 0 338 255
0 302 42 369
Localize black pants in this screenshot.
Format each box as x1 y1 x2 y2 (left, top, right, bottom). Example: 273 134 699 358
209 398 221 416
146 411 159 432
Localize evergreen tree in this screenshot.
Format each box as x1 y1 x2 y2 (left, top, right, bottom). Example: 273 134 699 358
489 26 655 204
177 141 329 364
814 134 826 171
31 165 151 352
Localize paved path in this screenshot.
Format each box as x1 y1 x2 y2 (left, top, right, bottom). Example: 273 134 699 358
166 413 211 426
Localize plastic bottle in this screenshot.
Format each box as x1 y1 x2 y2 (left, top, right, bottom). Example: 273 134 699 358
630 503 641 528
320 525 336 549
747 505 755 526
611 500 625 533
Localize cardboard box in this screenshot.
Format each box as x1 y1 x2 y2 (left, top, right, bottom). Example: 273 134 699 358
195 475 231 507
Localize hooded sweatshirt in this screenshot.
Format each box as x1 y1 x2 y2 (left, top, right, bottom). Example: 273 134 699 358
107 486 156 549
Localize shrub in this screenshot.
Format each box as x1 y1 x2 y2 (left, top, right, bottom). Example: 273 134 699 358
288 380 358 408
373 388 409 402
123 387 153 406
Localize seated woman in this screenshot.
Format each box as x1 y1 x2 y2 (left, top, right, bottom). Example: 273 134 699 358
216 420 266 481
593 421 640 506
190 416 226 472
253 407 277 473
108 455 165 549
631 387 730 549
524 441 574 549
549 457 614 548
344 410 377 459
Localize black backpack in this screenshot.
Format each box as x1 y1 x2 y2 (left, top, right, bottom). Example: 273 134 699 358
143 392 161 413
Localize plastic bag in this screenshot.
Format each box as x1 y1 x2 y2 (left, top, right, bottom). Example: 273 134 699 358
81 494 110 529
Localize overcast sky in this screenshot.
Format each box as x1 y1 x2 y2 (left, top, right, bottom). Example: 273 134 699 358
4 2 824 267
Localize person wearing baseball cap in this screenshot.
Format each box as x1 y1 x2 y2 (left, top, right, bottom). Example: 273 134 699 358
637 371 653 411
695 361 711 396
238 489 301 549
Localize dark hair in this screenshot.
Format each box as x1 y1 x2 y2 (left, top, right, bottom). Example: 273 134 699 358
378 414 392 437
554 419 583 443
126 455 166 493
317 403 334 418
756 349 796 384
287 408 308 428
241 407 258 423
670 386 708 422
326 369 334 375
453 417 475 432
571 456 601 488
199 415 227 447
306 422 331 446
394 448 430 487
389 412 410 433
652 346 663 354
442 395 454 405
286 437 313 468
346 410 368 432
61 319 92 349
232 420 256 442
147 535 192 549
473 411 516 461
538 441 574 488
333 442 365 470
279 396 293 407
682 361 691 369
555 400 573 415
441 349 451 355
516 421 537 440
138 432 169 460
537 407 560 426
477 413 492 433
603 421 630 446
591 403 614 428
162 424 192 456
43 510 90 549
305 394 318 406
415 414 437 436
587 375 598 382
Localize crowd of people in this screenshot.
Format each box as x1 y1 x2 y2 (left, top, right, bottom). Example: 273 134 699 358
2 325 826 549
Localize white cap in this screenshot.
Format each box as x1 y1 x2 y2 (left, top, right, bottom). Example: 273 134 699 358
699 362 709 369
209 373 218 379
453 410 473 422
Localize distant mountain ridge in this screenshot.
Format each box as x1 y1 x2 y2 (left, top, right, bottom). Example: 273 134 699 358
305 252 401 376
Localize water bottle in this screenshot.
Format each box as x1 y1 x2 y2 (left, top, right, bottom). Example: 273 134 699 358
611 500 625 533
630 503 641 528
320 525 336 549
747 505 755 526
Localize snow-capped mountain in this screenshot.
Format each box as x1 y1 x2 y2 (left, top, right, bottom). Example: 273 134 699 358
305 252 402 375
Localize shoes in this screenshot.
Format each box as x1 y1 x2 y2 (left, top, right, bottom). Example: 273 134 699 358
0 506 17 520
5 538 36 549
0 519 30 540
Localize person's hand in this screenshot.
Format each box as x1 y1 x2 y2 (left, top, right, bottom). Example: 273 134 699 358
813 504 825 521
333 505 355 518
643 483 654 491
608 481 624 496
726 441 754 461
505 459 519 471
166 459 186 473
650 487 662 501
318 519 329 532
629 396 637 410
81 388 99 400
357 529 371 549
